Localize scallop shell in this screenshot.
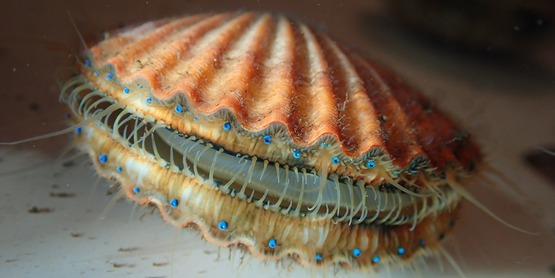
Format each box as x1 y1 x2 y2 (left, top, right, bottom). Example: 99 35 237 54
91 11 481 171
63 11 481 271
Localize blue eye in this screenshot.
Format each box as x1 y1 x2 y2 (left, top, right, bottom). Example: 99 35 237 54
366 160 375 168
352 248 361 257
315 253 323 261
170 199 179 208
263 135 272 144
175 104 184 113
332 157 340 165
268 239 277 249
218 220 228 231
223 122 231 130
99 154 108 164
293 150 301 159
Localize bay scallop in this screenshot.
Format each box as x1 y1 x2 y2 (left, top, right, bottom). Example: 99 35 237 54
61 11 483 270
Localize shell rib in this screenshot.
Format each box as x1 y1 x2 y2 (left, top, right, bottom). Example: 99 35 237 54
89 11 480 171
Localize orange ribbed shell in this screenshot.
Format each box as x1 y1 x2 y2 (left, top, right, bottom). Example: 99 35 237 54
88 11 480 170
